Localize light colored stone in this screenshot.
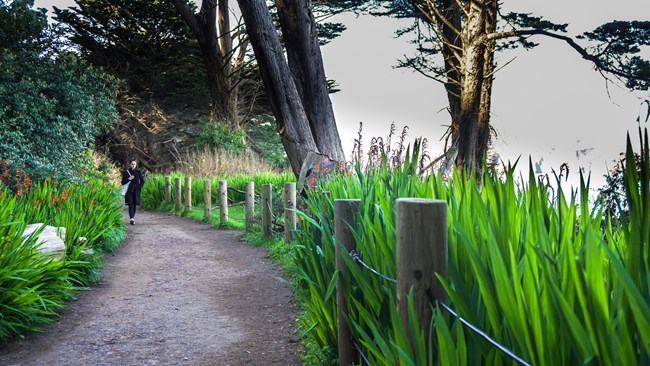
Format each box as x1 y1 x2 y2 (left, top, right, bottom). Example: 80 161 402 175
22 223 92 260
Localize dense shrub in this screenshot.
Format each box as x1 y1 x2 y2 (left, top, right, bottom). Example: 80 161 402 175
0 0 118 185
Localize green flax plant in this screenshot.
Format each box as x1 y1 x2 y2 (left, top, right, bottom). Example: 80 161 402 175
295 131 650 365
0 197 76 340
293 142 429 361
16 178 126 255
0 176 124 341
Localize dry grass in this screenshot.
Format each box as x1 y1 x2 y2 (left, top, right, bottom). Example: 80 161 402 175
175 148 279 177
92 151 123 185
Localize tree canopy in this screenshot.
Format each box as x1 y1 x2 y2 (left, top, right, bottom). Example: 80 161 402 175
53 0 208 109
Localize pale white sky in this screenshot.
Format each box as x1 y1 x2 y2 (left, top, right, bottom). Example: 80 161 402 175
36 0 650 191
322 1 650 192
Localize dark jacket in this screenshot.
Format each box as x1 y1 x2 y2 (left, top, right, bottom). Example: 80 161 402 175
122 168 145 205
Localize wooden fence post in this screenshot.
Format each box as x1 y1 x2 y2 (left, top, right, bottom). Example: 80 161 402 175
175 177 181 211
164 176 171 203
203 179 211 220
245 181 255 228
334 199 361 366
184 176 192 210
396 198 447 352
284 182 296 242
219 180 228 225
261 183 272 238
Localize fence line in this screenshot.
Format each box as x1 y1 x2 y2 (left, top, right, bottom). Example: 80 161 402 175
159 177 528 365
164 177 280 230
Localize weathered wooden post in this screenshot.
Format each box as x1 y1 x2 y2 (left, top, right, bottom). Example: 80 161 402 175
219 180 228 225
284 182 296 242
174 177 181 211
261 183 272 238
334 199 361 366
203 179 211 220
245 181 255 228
396 198 447 352
164 176 171 203
184 176 192 210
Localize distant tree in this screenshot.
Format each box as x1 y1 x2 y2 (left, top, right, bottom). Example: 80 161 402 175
364 1 650 176
170 0 254 127
0 0 118 184
237 0 345 176
169 0 356 128
53 0 207 110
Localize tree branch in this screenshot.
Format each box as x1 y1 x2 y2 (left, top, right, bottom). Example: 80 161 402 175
486 28 647 83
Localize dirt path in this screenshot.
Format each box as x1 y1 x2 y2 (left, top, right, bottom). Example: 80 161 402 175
0 209 301 366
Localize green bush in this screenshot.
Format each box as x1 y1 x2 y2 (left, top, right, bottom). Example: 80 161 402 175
246 115 290 170
0 0 118 185
195 120 245 152
0 208 77 340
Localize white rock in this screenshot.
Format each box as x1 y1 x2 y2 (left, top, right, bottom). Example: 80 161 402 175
22 223 93 260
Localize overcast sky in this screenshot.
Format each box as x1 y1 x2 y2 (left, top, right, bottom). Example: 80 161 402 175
321 1 650 192
35 0 650 190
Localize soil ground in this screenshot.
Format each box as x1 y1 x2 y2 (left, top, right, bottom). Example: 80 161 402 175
0 209 301 366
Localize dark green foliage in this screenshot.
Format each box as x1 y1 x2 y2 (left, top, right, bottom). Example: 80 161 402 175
246 115 290 170
0 0 49 56
54 0 208 108
195 121 245 152
0 0 118 184
579 21 650 89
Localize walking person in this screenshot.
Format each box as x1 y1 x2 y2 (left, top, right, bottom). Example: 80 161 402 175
122 159 145 225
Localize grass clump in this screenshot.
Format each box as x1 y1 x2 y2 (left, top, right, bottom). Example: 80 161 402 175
291 129 650 365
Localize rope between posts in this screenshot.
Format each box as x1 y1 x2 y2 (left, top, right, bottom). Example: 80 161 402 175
227 186 247 195
266 200 276 220
437 301 531 366
350 250 397 283
353 340 371 366
349 248 531 366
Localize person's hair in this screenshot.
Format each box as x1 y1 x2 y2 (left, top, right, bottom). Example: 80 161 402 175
129 159 137 164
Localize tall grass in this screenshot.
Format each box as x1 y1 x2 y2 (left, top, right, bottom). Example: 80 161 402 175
175 148 281 177
0 175 126 341
294 130 650 365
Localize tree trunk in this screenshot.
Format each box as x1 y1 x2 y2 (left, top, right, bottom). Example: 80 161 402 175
237 0 321 177
276 0 345 162
237 0 345 177
171 0 240 127
436 0 496 178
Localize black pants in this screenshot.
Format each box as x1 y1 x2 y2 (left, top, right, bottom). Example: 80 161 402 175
126 191 137 219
